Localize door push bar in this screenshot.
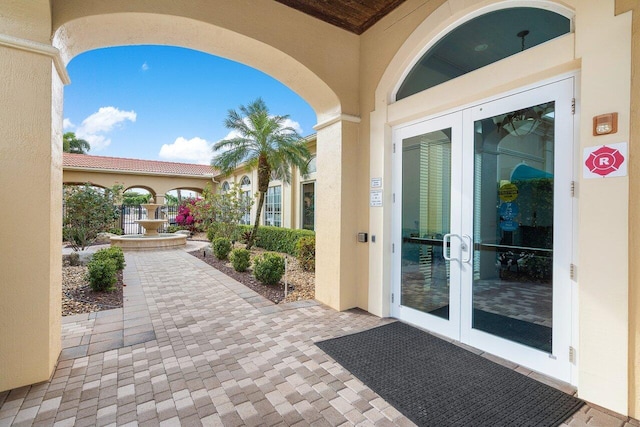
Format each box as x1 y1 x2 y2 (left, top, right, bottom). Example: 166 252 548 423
442 233 473 264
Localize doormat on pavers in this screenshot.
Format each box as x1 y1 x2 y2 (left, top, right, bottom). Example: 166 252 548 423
315 322 583 427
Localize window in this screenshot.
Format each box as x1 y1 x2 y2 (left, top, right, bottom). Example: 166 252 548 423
264 186 282 227
302 181 315 231
307 157 317 174
240 176 251 225
221 181 230 192
396 8 571 100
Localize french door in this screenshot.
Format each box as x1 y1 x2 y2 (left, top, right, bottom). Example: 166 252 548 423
392 78 574 382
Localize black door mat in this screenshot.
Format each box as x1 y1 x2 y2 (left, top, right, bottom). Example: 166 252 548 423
316 322 583 427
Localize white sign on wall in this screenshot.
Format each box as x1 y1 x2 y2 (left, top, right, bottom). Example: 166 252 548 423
371 177 382 188
370 190 383 207
583 142 628 179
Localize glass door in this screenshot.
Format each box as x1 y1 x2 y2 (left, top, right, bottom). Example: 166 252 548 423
393 78 574 382
392 112 463 339
460 78 574 382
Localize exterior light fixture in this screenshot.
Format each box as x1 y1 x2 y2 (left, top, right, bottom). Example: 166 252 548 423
499 107 542 137
593 113 618 136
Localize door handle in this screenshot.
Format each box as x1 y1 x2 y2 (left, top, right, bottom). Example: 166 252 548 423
443 233 458 261
462 234 473 264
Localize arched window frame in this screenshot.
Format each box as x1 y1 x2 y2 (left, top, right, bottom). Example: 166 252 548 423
221 181 230 192
391 2 575 102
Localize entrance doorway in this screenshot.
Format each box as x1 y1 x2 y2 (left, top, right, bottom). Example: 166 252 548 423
392 78 575 382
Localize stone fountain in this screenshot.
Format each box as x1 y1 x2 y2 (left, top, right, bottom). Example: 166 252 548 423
110 199 187 250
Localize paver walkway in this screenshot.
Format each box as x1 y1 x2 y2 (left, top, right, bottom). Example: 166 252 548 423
0 247 636 426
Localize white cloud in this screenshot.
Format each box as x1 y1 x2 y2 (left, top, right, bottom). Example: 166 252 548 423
63 118 74 130
282 118 303 134
141 62 149 71
158 137 212 165
76 106 137 151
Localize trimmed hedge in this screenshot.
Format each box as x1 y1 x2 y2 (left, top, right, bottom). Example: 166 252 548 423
92 247 126 271
212 237 232 260
230 248 251 272
86 258 117 291
253 252 285 285
237 225 314 256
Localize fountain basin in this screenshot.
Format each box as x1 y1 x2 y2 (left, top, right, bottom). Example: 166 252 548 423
110 233 187 250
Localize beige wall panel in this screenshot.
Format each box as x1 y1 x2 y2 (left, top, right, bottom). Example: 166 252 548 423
1 0 52 42
63 170 211 199
315 121 359 310
575 1 632 415
617 0 640 417
0 46 60 391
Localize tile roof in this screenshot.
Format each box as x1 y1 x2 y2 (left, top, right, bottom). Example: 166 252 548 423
63 153 215 176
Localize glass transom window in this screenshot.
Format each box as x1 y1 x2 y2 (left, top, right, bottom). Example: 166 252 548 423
396 8 571 100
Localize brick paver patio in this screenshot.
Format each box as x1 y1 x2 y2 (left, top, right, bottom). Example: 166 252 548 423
0 247 637 426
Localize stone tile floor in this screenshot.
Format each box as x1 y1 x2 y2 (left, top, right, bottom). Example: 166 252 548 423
0 247 638 426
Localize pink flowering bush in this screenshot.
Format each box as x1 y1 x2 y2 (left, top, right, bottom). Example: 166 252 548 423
175 198 200 232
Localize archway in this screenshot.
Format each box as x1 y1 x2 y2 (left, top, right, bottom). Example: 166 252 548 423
1 1 359 393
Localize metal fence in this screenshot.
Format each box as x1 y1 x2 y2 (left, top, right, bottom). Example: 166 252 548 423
63 204 180 235
118 205 179 235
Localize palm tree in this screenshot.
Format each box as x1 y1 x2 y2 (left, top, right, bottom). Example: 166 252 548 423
63 132 91 154
211 98 311 249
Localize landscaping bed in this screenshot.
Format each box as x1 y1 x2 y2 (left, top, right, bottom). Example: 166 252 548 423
62 263 124 317
188 243 314 304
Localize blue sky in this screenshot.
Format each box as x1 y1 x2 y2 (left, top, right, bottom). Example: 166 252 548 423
63 45 317 165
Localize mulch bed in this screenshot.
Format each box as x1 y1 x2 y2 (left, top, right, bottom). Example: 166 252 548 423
63 269 124 316
189 250 288 304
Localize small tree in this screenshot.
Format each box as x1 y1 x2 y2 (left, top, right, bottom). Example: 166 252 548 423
193 183 253 240
63 132 90 154
211 98 310 249
63 184 121 251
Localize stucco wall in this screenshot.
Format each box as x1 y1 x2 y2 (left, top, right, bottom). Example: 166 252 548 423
361 0 633 415
0 1 62 392
63 169 212 203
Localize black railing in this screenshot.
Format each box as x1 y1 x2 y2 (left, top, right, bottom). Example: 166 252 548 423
63 204 179 235
118 205 179 235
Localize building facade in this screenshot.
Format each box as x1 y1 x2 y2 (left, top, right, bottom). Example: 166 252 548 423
2 0 640 418
215 136 317 231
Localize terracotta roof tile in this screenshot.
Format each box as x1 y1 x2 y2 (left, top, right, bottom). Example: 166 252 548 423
63 153 215 176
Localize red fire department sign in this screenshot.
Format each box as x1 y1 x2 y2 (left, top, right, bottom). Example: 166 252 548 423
583 142 627 179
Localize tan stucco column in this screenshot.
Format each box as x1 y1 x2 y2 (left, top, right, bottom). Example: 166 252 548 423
314 117 360 311
0 34 64 389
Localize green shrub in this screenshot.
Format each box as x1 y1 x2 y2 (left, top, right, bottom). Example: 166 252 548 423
212 237 232 260
166 225 182 233
230 248 251 272
92 247 126 271
296 236 315 271
236 225 314 256
253 252 285 285
86 258 117 292
107 227 124 235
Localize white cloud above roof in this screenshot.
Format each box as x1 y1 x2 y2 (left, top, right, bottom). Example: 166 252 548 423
158 136 212 165
76 106 137 151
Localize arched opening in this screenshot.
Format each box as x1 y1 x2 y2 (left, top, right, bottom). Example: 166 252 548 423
52 12 341 122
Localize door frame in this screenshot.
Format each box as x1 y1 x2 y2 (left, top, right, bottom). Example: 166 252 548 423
390 75 579 385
